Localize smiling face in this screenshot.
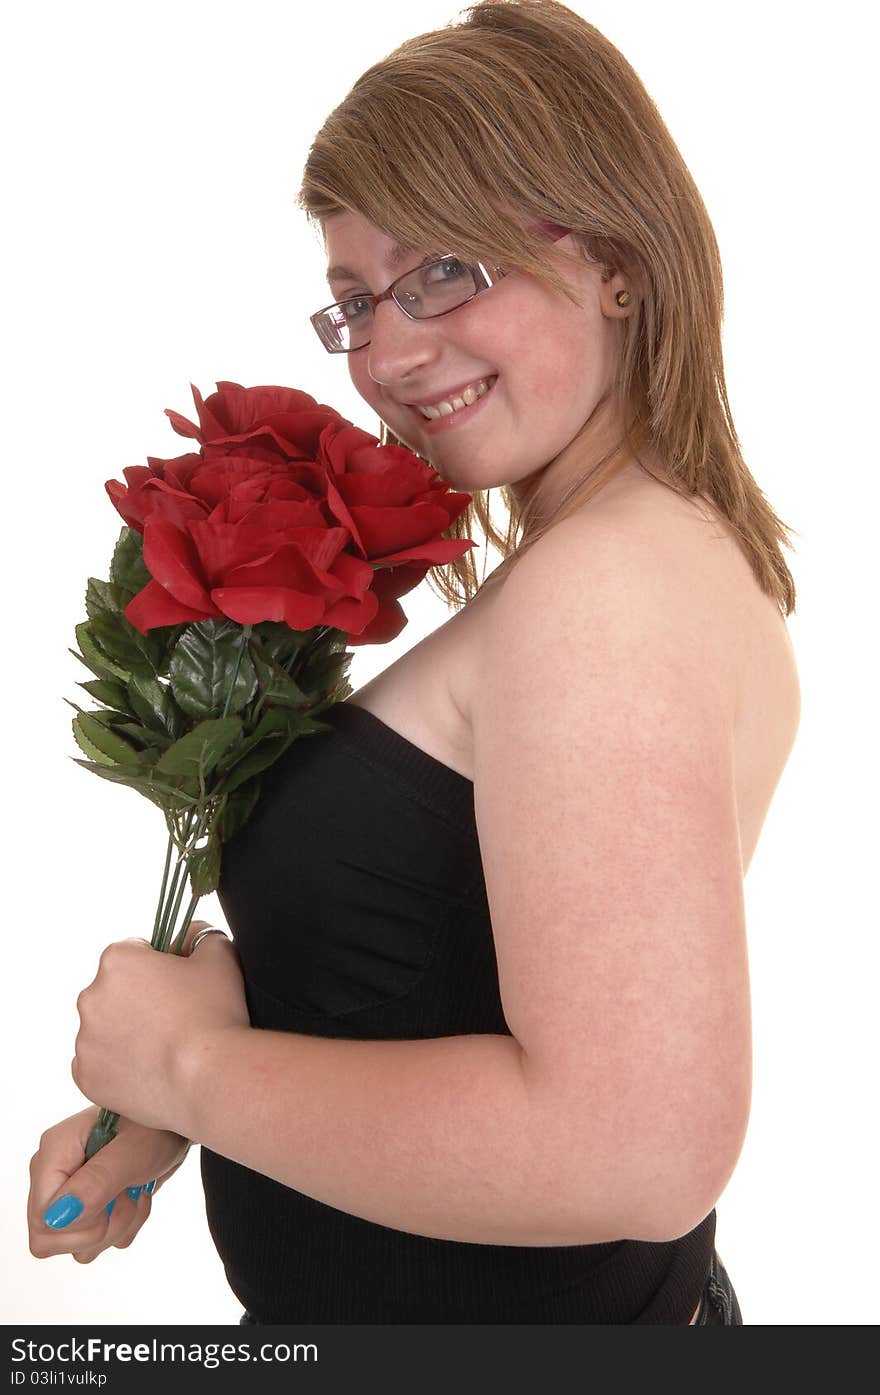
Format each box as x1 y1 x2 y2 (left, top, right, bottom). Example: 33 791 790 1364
320 208 639 525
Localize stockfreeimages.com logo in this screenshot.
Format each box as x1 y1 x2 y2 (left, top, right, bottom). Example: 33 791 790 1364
10 1337 314 1372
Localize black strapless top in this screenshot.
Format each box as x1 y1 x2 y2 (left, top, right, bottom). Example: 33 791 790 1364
201 700 715 1323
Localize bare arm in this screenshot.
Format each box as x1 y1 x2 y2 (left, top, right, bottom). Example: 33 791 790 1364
180 1024 639 1246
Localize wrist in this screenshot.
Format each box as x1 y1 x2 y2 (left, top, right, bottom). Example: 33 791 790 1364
175 1024 251 1142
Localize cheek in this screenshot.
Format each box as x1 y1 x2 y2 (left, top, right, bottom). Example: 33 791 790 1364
523 309 606 413
517 343 596 418
497 290 578 382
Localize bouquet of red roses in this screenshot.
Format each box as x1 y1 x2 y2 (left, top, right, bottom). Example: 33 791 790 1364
69 380 474 1160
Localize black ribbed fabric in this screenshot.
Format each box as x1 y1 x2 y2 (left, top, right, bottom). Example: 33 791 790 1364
201 700 715 1323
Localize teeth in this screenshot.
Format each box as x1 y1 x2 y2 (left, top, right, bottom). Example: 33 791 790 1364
416 376 496 419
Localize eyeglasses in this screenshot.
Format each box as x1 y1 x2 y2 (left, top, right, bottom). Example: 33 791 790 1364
310 254 508 355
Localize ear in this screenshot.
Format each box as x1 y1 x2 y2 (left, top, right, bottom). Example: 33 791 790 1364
600 264 641 316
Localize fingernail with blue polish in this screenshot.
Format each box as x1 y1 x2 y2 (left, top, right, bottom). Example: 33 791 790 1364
105 1199 116 1217
44 1195 84 1229
144 1180 156 1194
127 1185 144 1200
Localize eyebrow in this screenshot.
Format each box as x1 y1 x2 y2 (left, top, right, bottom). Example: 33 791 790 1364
326 239 422 288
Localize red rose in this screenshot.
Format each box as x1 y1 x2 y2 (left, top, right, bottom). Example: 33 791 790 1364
106 381 474 645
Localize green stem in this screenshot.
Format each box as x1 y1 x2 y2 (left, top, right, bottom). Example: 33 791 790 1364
85 1107 119 1160
168 892 202 956
151 831 175 949
159 804 213 952
155 808 198 950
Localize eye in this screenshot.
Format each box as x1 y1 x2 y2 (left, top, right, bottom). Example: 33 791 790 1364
423 256 468 284
339 298 372 322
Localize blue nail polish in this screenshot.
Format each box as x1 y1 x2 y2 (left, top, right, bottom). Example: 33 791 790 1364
105 1199 116 1217
144 1179 156 1194
44 1195 84 1229
126 1185 144 1200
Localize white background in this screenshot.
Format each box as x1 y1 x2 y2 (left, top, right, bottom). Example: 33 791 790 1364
2 0 877 1327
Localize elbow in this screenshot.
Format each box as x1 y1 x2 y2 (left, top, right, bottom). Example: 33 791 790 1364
526 1061 751 1246
625 1123 751 1244
569 1123 751 1246
633 1067 752 1242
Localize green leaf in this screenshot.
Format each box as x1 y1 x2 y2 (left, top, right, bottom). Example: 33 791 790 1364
71 757 198 813
66 700 140 730
251 621 310 667
154 716 243 782
74 623 130 682
72 712 143 766
77 677 132 710
291 710 339 738
91 609 166 678
66 702 135 729
218 706 337 795
215 712 294 794
110 722 174 754
251 651 310 711
296 644 353 702
85 576 133 624
169 620 258 720
110 526 151 597
218 706 290 764
154 623 189 675
71 719 111 764
217 777 262 842
127 673 186 738
187 839 222 897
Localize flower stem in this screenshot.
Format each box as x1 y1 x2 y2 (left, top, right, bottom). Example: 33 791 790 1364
159 803 213 952
155 808 197 950
168 892 202 956
151 831 175 949
85 1107 119 1160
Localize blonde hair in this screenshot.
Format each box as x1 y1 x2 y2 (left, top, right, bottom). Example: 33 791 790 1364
297 0 798 616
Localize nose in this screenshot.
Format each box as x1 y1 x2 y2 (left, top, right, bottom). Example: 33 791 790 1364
366 298 439 394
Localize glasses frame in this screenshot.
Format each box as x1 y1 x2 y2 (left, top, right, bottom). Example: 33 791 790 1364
310 255 510 355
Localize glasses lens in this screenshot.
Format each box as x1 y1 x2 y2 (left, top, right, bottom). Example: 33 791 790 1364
314 299 373 353
394 257 478 320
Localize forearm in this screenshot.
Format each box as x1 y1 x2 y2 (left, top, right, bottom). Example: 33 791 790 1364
178 1026 617 1246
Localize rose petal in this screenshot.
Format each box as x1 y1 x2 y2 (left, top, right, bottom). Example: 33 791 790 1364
347 500 459 556
142 517 213 610
125 579 216 634
186 521 279 582
220 532 356 592
374 537 478 566
211 587 326 630
323 589 406 644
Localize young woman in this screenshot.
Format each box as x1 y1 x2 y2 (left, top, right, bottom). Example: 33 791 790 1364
27 0 799 1325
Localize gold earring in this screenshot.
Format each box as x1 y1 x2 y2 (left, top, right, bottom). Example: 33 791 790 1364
615 289 631 308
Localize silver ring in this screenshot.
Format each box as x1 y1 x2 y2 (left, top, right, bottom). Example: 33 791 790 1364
189 926 231 954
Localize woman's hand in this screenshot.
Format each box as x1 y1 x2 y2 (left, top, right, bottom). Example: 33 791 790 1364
71 920 251 1137
28 1106 190 1265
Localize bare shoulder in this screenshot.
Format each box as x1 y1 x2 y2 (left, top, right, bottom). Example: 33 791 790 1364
473 477 743 710
471 469 797 742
